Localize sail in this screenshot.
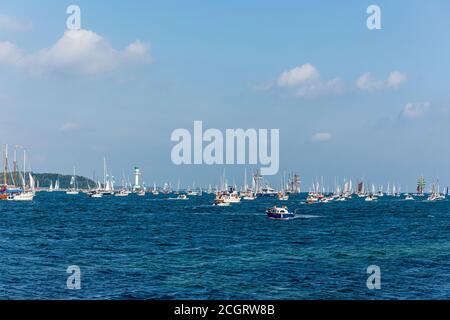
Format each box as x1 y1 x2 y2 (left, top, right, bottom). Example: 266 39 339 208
29 173 35 191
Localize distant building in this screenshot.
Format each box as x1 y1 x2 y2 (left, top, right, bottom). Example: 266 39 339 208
133 167 142 192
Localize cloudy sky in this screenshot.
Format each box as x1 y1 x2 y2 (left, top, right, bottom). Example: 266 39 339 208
0 0 449 190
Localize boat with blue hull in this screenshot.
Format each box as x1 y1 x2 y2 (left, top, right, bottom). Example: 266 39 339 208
266 206 295 220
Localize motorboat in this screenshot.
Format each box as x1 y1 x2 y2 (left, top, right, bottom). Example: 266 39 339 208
266 206 295 220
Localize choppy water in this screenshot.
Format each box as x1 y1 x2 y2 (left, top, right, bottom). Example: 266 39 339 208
1 192 449 299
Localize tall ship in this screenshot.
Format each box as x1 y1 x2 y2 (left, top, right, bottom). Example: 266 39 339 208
285 172 301 194
416 176 426 196
253 170 277 198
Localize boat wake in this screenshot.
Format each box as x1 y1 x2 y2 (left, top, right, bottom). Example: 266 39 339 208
294 214 321 219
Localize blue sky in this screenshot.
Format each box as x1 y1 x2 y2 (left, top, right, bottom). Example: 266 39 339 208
0 1 449 190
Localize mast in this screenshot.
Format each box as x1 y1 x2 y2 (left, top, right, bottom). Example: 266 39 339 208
3 144 8 187
3 144 7 187
13 146 17 187
103 157 106 189
23 148 26 189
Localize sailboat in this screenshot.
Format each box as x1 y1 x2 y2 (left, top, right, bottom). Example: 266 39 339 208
137 182 146 196
152 183 159 195
101 158 115 195
66 167 80 195
240 168 256 200
9 149 35 201
54 178 60 191
88 180 103 198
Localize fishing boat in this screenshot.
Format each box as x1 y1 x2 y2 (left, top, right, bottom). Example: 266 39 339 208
266 206 295 220
176 194 188 200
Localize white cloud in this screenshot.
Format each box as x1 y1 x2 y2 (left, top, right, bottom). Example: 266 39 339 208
357 71 407 91
312 132 332 141
270 63 344 98
296 77 344 97
386 71 407 88
276 63 319 87
0 15 32 32
0 29 152 75
400 102 430 119
60 122 82 132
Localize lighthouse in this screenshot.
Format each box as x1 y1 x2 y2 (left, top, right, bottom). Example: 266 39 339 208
133 166 142 192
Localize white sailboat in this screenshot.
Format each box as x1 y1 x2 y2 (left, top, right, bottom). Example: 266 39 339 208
66 167 80 195
54 178 60 191
9 150 34 201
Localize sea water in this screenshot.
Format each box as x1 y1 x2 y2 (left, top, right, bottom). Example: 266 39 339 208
0 192 449 299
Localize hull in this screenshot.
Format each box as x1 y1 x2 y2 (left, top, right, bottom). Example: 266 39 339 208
266 212 295 220
9 192 34 201
256 193 277 198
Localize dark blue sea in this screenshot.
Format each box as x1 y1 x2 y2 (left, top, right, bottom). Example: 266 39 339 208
1 192 449 299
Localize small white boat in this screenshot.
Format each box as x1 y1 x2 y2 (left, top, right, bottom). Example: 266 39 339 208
306 195 318 204
241 190 256 200
213 199 230 206
365 195 377 202
187 190 200 196
176 194 188 200
277 192 289 201
404 194 415 201
89 191 103 198
137 190 146 196
115 190 129 197
8 192 34 201
66 190 79 195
